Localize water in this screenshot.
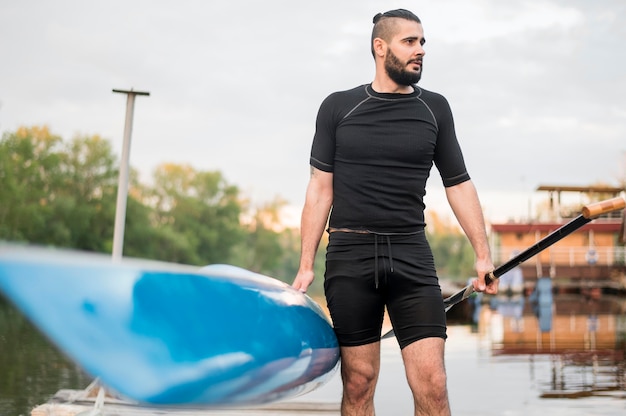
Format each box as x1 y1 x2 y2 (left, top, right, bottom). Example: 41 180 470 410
1 294 625 416
0 297 91 416
297 325 625 415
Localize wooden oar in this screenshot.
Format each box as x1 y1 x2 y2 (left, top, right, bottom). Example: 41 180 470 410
382 196 625 340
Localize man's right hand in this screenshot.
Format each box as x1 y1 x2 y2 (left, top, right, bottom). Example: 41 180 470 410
292 269 315 293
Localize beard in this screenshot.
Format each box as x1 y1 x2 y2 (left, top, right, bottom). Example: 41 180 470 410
384 49 422 86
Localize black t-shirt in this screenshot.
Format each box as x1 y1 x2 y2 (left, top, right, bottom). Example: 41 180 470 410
310 84 470 234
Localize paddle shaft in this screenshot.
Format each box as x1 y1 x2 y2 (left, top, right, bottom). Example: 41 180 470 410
443 212 592 311
382 197 625 340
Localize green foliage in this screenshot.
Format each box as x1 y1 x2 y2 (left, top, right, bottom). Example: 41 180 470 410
427 227 476 281
0 127 248 266
0 127 63 243
148 163 245 265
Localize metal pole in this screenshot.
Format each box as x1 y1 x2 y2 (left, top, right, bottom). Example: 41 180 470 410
112 88 149 260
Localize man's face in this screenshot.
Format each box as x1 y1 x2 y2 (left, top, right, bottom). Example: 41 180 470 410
383 20 425 86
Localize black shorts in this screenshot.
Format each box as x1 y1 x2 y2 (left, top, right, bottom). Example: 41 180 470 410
323 231 447 350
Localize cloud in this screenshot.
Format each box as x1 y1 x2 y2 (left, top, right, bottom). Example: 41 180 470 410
0 0 624 223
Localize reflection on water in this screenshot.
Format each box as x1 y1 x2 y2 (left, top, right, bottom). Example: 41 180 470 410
1 292 625 416
473 291 626 400
0 296 92 416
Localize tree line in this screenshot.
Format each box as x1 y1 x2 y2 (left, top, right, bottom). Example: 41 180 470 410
0 126 476 296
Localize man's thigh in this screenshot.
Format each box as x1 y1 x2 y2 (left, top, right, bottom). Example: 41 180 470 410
324 256 385 346
385 238 447 349
401 337 446 381
324 234 386 346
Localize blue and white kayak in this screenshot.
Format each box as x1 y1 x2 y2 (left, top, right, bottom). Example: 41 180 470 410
0 244 339 406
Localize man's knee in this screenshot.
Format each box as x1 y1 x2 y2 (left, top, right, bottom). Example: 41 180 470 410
340 343 381 404
428 368 447 391
341 360 379 403
342 364 377 395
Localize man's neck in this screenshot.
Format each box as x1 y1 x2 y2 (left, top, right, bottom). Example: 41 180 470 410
371 77 414 94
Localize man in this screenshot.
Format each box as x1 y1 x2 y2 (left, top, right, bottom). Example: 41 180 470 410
292 9 498 416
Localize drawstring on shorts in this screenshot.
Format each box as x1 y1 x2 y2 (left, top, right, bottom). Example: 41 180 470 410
328 227 421 290
374 235 394 289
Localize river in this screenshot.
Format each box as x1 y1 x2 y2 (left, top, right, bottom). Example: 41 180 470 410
1 294 625 415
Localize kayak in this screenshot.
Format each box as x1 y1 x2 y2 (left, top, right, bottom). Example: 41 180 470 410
0 245 339 406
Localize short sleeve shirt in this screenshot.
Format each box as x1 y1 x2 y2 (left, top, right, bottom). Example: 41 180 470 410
310 84 470 234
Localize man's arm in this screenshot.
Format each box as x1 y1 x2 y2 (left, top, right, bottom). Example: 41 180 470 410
292 167 334 293
445 180 498 294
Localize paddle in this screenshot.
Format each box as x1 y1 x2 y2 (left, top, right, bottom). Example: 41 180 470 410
382 196 625 340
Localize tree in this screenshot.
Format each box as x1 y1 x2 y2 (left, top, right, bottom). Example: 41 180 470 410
233 197 289 275
52 134 118 251
0 127 122 252
425 210 476 281
0 126 64 243
147 163 245 265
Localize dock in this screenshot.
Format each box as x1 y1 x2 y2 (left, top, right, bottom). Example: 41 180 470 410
31 384 341 415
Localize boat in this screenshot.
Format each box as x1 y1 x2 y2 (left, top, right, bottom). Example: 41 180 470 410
0 244 340 407
489 185 626 295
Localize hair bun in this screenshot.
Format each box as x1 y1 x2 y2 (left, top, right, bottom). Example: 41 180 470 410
372 12 383 24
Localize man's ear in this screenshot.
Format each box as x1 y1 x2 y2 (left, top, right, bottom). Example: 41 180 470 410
372 38 386 58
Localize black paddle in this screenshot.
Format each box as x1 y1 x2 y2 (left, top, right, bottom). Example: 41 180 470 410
382 196 625 340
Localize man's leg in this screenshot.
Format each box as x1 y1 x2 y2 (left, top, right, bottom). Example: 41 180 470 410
401 337 450 416
339 342 381 416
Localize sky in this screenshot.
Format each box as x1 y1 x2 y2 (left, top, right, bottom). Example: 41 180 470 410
1 0 625 225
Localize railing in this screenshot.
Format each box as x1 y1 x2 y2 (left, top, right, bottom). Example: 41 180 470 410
494 246 626 268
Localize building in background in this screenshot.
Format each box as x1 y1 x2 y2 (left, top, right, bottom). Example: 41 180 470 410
489 185 626 297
